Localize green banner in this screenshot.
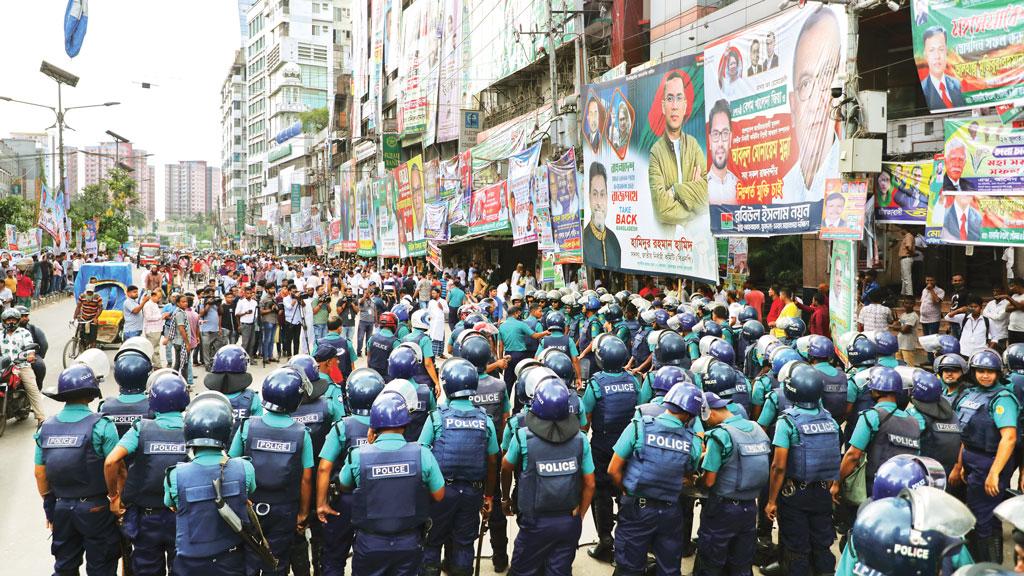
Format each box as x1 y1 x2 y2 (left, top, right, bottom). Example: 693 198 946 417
383 133 401 170
290 183 301 214
829 240 858 365
236 199 245 234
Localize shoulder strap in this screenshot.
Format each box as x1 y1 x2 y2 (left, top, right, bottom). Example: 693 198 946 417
868 407 896 434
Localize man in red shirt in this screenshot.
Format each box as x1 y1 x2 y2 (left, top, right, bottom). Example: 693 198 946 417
765 285 783 327
638 278 662 300
808 291 830 336
743 281 765 321
15 271 34 308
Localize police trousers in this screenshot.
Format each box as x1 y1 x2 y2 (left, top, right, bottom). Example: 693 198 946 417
963 448 1014 539
352 530 422 576
614 495 685 576
51 495 121 576
126 507 177 576
423 480 483 571
696 495 757 576
320 493 355 576
510 513 583 576
174 547 245 576
777 481 835 576
249 500 301 576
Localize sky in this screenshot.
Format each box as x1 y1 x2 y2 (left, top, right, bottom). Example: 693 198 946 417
0 1 243 220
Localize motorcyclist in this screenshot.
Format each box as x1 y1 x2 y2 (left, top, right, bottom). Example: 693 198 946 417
1 307 43 425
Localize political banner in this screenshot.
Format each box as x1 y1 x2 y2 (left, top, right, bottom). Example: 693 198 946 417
508 143 542 246
829 240 858 365
533 164 556 251
820 178 869 241
357 178 377 257
407 155 427 256
395 163 414 257
18 229 41 256
723 237 749 290
328 219 341 246
933 116 1024 246
398 0 426 136
548 148 583 264
912 0 1024 113
378 175 400 257
582 56 717 281
875 161 934 224
703 4 848 235
468 181 508 235
38 183 69 250
84 219 98 255
426 241 443 270
5 225 16 250
925 154 947 244
421 0 443 146
437 0 466 143
339 162 357 248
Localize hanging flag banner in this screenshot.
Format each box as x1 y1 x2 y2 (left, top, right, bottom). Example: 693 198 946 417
377 176 400 257
468 181 509 235
583 54 718 281
723 237 749 290
84 219 98 255
874 160 934 224
534 164 556 251
912 0 1024 113
424 202 449 242
448 150 473 237
548 148 583 264
508 142 542 246
933 116 1024 246
357 178 377 257
820 178 869 241
5 225 17 251
339 162 355 246
38 183 69 249
829 240 858 365
18 229 42 256
395 163 414 257
407 155 427 256
64 0 88 57
398 0 427 136
328 219 341 246
437 0 466 143
925 154 947 244
702 4 848 236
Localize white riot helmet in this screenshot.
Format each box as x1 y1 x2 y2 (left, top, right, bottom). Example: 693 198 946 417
411 309 430 331
117 336 155 361
74 348 111 382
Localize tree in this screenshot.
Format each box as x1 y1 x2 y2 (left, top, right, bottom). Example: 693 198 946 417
748 236 803 288
69 167 139 252
299 107 329 134
0 195 36 233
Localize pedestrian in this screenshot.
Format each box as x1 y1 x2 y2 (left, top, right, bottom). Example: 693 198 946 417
446 279 467 329
860 270 880 306
16 269 34 308
123 285 145 340
103 370 189 576
198 291 224 371
984 287 1010 351
1 307 45 424
35 365 121 576
98 348 153 438
807 291 829 337
892 296 922 366
235 286 258 355
427 286 448 358
311 286 330 345
356 287 377 356
259 285 280 364
856 289 893 333
281 287 305 358
220 291 239 347
143 290 168 369
769 288 800 339
1006 278 1024 345
417 273 432 310
947 295 994 357
948 273 970 338
898 226 916 296
170 294 191 377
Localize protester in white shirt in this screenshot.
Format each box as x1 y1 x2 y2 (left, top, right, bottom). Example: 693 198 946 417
945 295 994 357
427 287 449 357
918 275 945 336
983 289 1009 347
1006 278 1024 345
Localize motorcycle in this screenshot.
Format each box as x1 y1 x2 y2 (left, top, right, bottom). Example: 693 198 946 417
0 345 38 437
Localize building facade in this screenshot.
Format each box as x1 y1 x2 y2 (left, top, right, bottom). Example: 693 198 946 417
164 160 213 219
221 49 249 242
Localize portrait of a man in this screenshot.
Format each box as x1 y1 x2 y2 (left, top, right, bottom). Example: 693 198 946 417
920 26 964 110
943 137 975 191
764 32 779 69
647 70 708 227
747 40 764 76
707 99 738 204
822 192 845 228
583 162 620 269
942 194 981 242
893 164 928 209
584 95 604 154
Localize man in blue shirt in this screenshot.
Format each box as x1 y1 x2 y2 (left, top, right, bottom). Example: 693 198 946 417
497 304 548 394
123 285 145 339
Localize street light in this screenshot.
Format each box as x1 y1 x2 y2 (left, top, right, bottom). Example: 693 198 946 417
105 130 131 171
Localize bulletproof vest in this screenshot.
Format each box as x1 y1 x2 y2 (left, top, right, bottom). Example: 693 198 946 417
814 364 850 423
622 416 696 501
568 390 582 417
636 399 667 419
101 396 153 438
367 331 397 377
402 332 432 384
228 389 256 437
781 408 841 482
292 398 332 459
524 317 541 354
957 386 1009 455
735 336 751 376
742 346 759 380
712 423 771 500
624 318 641 343
613 322 631 347
845 369 875 432
541 333 572 355
470 374 505 428
913 398 961 475
865 407 921 485
578 316 599 357
334 336 354 381
122 419 187 508
431 407 489 481
632 327 652 366
352 442 430 534
400 381 433 443
516 429 583 519
567 315 580 341
243 417 306 504
589 372 639 446
174 458 248 557
722 373 753 418
1010 373 1024 443
684 333 701 362
762 386 792 434
38 413 108 498
342 417 371 451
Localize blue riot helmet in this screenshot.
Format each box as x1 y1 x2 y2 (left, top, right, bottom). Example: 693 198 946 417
782 317 806 340
183 391 235 449
951 564 1017 575
770 348 803 377
871 331 898 356
49 364 102 402
780 361 824 409
677 311 698 331
370 391 412 429
740 320 765 342
544 311 566 331
994 496 1024 562
531 378 571 421
391 303 411 323
653 309 671 329
288 354 321 384
538 348 575 383
936 334 961 356
867 366 902 394
699 321 723 339
969 349 1003 374
261 367 309 413
594 334 629 372
1003 343 1024 373
707 337 735 365
464 314 485 329
205 344 253 394
584 295 601 311
702 360 739 398
387 344 421 380
910 369 943 404
346 368 386 416
737 306 759 323
663 382 704 417
852 487 974 576
652 365 690 395
653 330 687 367
113 350 153 395
147 368 190 413
519 366 557 407
934 353 968 376
441 358 478 400
846 334 878 368
806 335 835 362
459 335 492 373
755 334 781 365
604 303 623 324
871 454 947 500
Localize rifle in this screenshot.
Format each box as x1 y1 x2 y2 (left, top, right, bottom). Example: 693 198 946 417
119 534 134 576
213 456 278 571
474 516 489 576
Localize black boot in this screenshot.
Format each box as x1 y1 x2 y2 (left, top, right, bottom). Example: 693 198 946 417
985 534 1004 564
491 552 509 573
588 537 615 564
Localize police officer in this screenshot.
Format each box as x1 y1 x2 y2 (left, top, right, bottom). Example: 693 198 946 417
419 358 500 576
936 353 970 402
842 333 879 446
337 392 446 576
228 368 315 575
580 334 641 562
388 344 437 441
164 392 257 575
524 301 544 358
697 390 772 575
906 368 961 478
739 319 766 380
501 379 596 575
100 346 155 437
700 358 751 418
392 303 412 341
316 369 385 576
310 344 346 404
577 295 603 381
404 309 441 395
103 369 190 575
635 366 691 419
763 361 841 575
204 344 262 435
700 336 737 367
36 364 122 575
749 336 783 422
535 311 581 378
951 349 1019 563
779 317 805 347
316 318 357 385
755 348 803 430
497 304 549 395
800 334 848 423
604 303 630 347
639 331 691 401
367 311 400 377
626 309 662 375
870 331 903 368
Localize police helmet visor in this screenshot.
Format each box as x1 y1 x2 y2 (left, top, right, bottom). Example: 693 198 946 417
995 495 1024 532
904 486 975 538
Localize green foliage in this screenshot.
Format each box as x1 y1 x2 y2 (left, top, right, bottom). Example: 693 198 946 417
747 236 803 288
0 195 36 233
299 107 329 134
69 167 139 252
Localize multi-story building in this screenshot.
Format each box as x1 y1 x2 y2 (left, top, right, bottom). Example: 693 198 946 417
83 141 135 187
165 160 212 219
0 134 49 203
62 146 78 197
237 0 255 42
221 49 248 240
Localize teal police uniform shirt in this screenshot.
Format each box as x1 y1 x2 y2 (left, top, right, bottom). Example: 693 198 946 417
504 428 596 473
498 317 537 353
772 406 836 449
226 389 264 418
613 413 703 495
410 329 434 360
117 411 184 454
418 399 500 456
953 383 1019 430
751 374 773 408
35 404 120 465
396 324 411 341
319 414 371 463
536 333 579 357
581 371 642 418
757 390 785 428
99 393 147 412
317 333 357 363
702 414 757 473
501 409 528 452
164 448 257 508
848 401 924 452
338 433 446 492
227 411 316 469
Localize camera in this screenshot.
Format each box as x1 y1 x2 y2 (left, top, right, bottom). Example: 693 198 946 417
831 73 847 99
206 296 222 307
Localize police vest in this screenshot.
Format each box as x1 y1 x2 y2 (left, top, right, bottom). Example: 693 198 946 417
351 442 430 534
622 416 696 501
632 327 652 366
122 419 187 508
762 386 792 438
402 382 433 443
541 333 572 355
845 368 875 432
330 417 371 485
367 331 397 377
589 371 639 444
712 423 771 500
957 386 1013 455
525 317 541 354
516 429 583 519
567 315 581 341
613 322 631 347
636 399 667 419
228 389 257 437
431 407 489 482
781 408 841 482
38 413 108 498
402 333 432 387
814 364 850 423
624 318 640 344
333 336 354 381
742 346 759 380
914 398 961 475
578 316 599 357
243 418 306 504
174 458 248 558
101 396 152 438
722 371 753 418
470 374 506 428
865 407 921 485
292 398 333 460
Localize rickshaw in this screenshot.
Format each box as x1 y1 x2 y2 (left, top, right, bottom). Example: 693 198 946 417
64 262 134 367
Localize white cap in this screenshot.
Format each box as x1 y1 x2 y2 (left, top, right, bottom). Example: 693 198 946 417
85 283 96 292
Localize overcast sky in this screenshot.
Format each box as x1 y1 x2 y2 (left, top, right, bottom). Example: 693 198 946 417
0 1 242 219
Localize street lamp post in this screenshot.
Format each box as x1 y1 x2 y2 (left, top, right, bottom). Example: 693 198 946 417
105 129 130 173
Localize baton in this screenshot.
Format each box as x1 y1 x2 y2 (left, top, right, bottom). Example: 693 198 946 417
474 516 490 576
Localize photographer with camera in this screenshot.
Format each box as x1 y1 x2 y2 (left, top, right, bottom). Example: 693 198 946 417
259 283 279 365
281 285 305 358
199 288 224 371
335 287 358 343
221 290 239 347
312 286 331 345
356 284 378 356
